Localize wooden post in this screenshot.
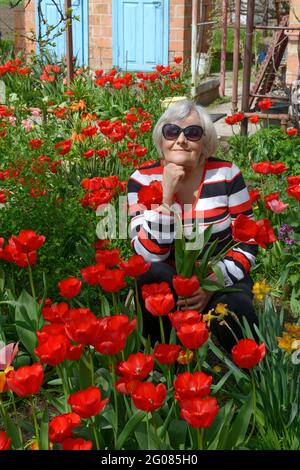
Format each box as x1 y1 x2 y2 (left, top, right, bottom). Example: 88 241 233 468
219 0 228 97
191 0 198 98
240 0 255 136
65 0 74 85
231 0 241 113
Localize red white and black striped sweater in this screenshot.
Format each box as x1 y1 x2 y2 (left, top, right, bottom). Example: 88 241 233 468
127 157 258 286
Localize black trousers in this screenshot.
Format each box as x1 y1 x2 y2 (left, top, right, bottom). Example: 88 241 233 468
136 261 258 353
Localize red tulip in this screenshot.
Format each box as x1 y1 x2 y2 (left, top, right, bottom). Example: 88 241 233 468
232 214 257 243
258 98 272 111
93 315 136 354
118 352 154 380
249 115 260 124
132 382 166 412
177 321 209 349
65 344 84 361
287 184 300 200
95 248 120 267
286 175 300 185
68 386 108 418
225 115 238 125
49 413 81 443
168 310 202 330
98 268 127 292
172 275 200 297
80 263 105 285
58 277 82 298
270 162 288 174
3 243 37 267
180 396 219 428
65 309 100 345
154 344 181 364
255 218 277 248
141 282 171 300
252 162 272 174
115 378 139 396
232 339 266 368
121 255 151 277
10 230 45 253
36 323 66 343
61 437 93 450
145 293 175 316
286 127 298 136
249 189 260 204
0 431 11 450
42 302 69 324
35 334 70 366
174 56 183 64
6 363 44 397
174 372 213 400
137 180 163 209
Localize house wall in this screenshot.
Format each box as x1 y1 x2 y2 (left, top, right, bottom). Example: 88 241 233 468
18 0 205 70
14 2 36 55
89 0 113 70
286 0 300 84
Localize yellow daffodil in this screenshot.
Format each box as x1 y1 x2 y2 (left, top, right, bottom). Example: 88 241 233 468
212 365 222 373
252 280 271 302
177 349 193 365
214 303 228 316
284 323 300 338
277 333 298 353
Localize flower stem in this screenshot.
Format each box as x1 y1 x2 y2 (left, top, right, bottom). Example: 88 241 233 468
10 391 23 445
111 293 119 315
27 262 36 299
186 348 191 372
146 412 150 450
246 369 257 444
196 351 201 372
159 317 166 344
56 364 70 412
134 279 143 336
90 419 100 450
89 348 95 386
30 398 40 446
197 428 204 450
111 359 119 446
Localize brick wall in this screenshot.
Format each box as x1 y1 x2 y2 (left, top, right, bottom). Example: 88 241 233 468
14 1 36 55
169 0 192 64
286 0 300 84
89 0 112 70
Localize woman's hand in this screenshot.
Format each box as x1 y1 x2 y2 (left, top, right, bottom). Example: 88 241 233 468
176 272 218 312
176 286 213 312
162 163 186 206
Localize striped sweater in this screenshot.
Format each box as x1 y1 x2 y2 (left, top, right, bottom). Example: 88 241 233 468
127 157 258 286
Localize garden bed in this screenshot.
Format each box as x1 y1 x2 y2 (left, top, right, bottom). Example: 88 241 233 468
0 49 300 451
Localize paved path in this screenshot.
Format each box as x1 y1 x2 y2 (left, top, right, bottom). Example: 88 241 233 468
203 72 258 138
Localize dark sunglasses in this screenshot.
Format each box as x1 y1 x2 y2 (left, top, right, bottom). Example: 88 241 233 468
162 123 205 141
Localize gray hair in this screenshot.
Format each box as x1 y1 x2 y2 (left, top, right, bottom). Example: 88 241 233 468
152 100 218 158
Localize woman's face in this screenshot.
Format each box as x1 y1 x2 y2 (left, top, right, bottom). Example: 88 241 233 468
161 111 205 169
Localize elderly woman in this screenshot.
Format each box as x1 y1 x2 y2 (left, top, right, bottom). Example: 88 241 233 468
127 100 258 352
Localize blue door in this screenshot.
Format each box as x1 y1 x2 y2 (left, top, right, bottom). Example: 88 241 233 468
113 0 169 71
36 0 88 66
